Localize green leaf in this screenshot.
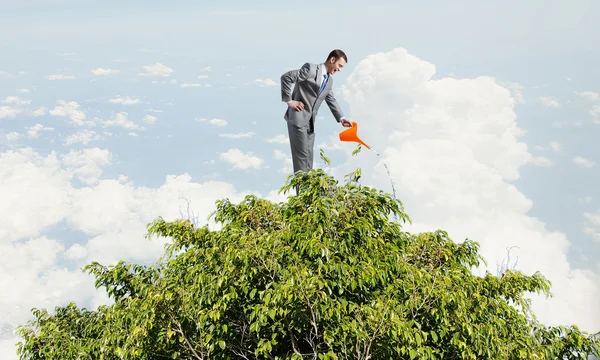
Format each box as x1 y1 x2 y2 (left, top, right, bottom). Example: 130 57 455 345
320 148 331 165
410 349 418 359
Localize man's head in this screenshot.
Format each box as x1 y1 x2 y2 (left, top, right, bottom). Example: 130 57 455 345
325 49 347 75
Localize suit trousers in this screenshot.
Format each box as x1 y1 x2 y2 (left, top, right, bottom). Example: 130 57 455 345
287 119 315 175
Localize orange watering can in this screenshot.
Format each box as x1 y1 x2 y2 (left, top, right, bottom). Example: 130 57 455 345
339 121 371 149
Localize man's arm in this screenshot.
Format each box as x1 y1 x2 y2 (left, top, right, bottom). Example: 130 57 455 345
325 91 346 122
280 62 311 103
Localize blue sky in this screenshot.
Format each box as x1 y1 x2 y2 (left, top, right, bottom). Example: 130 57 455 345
1 0 599 357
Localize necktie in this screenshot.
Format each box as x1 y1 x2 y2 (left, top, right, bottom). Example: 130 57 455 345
318 74 328 95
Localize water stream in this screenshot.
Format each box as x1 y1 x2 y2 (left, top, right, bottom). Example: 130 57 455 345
369 147 399 222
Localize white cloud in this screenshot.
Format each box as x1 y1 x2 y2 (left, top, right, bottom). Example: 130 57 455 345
198 117 227 126
0 148 74 243
0 71 15 78
50 101 93 126
46 74 75 80
0 235 98 350
219 148 263 169
137 63 173 77
211 118 227 126
336 47 600 333
579 196 592 204
590 104 600 124
219 132 255 139
0 71 25 79
100 112 143 130
533 142 563 152
180 83 211 88
65 243 88 260
197 75 209 79
5 132 21 141
31 107 46 117
263 188 292 204
0 147 255 358
573 156 595 168
503 81 524 104
0 106 22 119
109 96 141 105
254 78 277 87
2 96 31 105
143 115 157 124
531 156 553 167
26 123 54 139
17 88 30 94
64 130 103 145
61 148 112 185
583 212 600 242
575 91 600 102
551 120 582 128
273 149 292 173
91 68 120 75
318 142 343 152
267 134 289 144
540 96 560 108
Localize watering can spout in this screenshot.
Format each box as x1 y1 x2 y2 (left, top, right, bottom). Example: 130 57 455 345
339 121 371 149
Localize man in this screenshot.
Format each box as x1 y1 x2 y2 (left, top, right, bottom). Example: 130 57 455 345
280 49 353 177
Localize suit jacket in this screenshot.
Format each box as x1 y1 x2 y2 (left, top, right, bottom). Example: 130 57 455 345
280 62 345 127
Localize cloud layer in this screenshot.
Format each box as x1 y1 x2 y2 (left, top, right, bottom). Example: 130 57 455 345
334 47 600 332
0 147 255 359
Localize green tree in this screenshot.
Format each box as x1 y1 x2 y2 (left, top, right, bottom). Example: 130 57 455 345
15 163 600 359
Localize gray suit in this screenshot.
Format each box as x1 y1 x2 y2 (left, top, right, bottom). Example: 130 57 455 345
280 62 345 174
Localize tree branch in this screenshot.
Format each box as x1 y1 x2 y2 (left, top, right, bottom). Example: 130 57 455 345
170 313 205 360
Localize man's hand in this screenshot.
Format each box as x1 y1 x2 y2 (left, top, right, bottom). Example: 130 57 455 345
288 100 304 111
341 118 352 127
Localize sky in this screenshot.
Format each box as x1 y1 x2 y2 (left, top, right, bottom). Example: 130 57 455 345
1 0 600 357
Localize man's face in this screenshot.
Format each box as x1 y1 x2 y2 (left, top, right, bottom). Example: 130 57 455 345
328 57 346 75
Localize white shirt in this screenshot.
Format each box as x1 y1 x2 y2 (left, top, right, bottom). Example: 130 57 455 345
318 63 328 88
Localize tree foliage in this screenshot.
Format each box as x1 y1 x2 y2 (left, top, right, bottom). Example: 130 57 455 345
15 164 600 359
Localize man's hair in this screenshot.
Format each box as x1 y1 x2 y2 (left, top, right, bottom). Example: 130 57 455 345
326 49 347 63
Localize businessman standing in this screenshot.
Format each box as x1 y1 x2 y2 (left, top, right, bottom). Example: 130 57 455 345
280 49 353 178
